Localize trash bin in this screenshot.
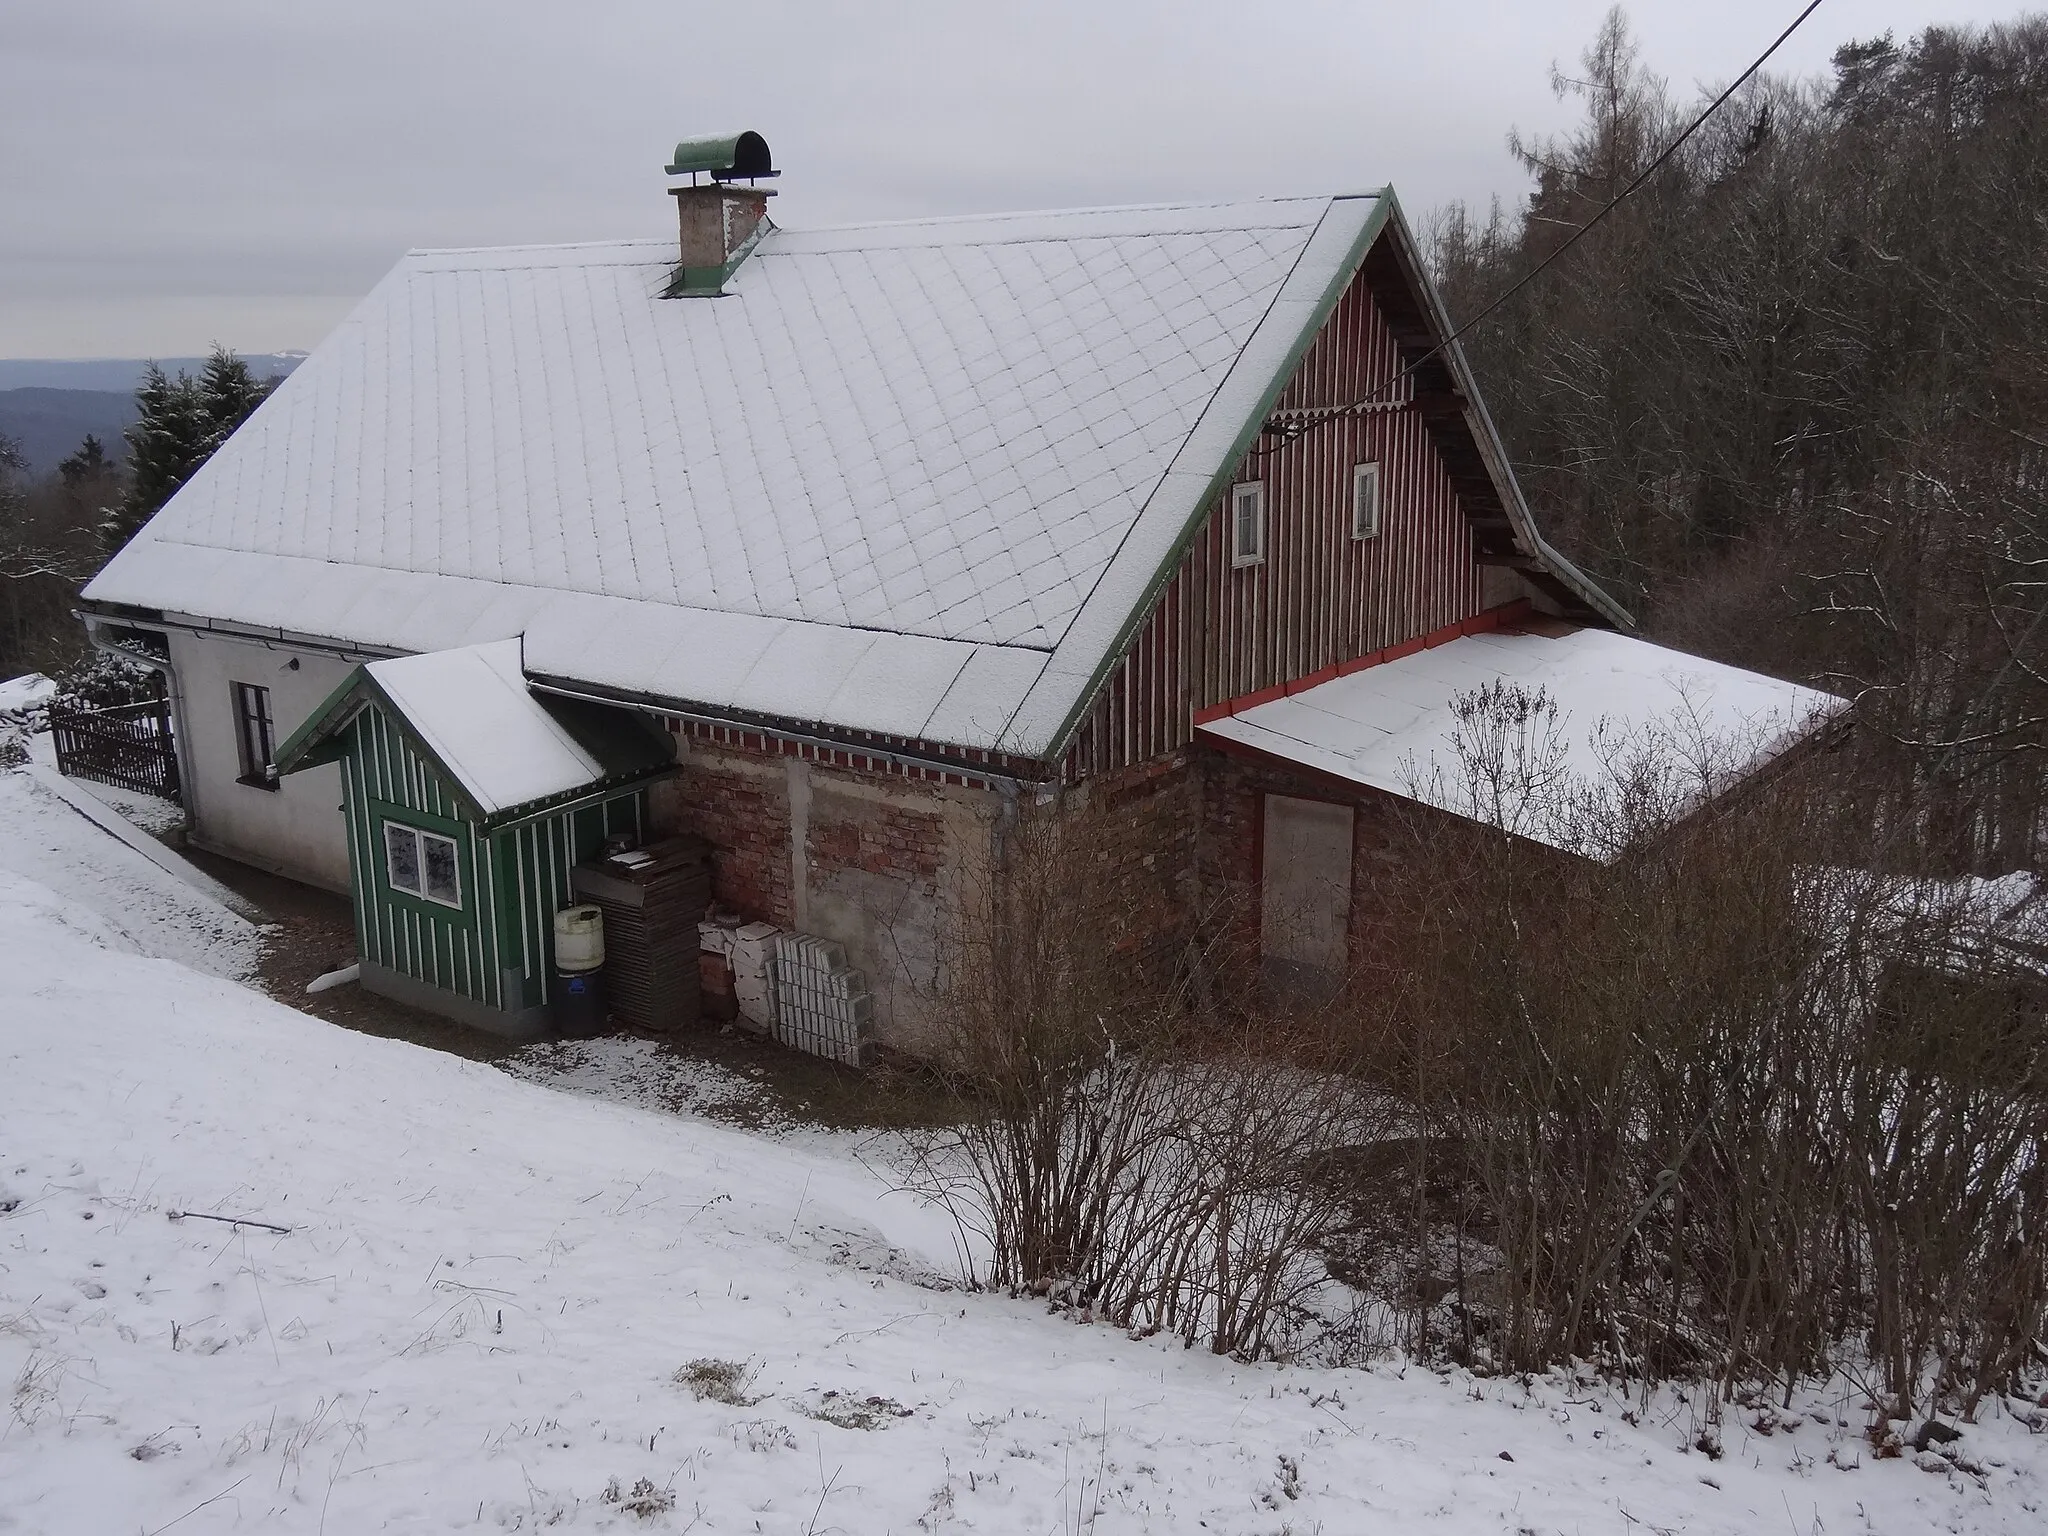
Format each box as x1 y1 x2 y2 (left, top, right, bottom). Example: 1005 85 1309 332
550 967 607 1039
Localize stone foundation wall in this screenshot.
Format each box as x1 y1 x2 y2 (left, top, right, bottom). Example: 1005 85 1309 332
648 732 999 1054
1044 751 1204 986
646 725 1485 1054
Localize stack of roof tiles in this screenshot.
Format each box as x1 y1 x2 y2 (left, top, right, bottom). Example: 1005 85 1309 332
769 934 873 1068
569 836 713 1030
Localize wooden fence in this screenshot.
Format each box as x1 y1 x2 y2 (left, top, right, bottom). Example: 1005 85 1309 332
49 698 181 802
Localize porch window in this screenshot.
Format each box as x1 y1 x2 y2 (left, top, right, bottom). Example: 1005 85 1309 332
1230 481 1265 567
385 821 462 909
1352 461 1382 540
231 681 276 789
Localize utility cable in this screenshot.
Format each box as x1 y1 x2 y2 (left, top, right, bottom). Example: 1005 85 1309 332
1263 0 1828 448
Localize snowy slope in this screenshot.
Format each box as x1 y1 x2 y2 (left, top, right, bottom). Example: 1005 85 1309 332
3 871 2043 1533
0 757 258 979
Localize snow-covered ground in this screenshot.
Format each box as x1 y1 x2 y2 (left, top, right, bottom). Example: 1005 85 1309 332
0 745 257 978
3 759 2045 1532
501 1036 788 1128
24 726 188 839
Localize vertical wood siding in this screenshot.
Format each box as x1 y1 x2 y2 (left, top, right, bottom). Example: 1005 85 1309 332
492 793 644 1010
1063 269 1489 780
340 705 493 1006
337 702 647 1014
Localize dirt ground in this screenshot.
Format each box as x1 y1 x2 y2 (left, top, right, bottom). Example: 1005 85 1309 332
179 841 959 1131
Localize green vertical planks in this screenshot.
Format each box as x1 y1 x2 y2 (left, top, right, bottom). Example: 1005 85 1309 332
333 701 643 1017
333 704 493 1007
492 792 644 1009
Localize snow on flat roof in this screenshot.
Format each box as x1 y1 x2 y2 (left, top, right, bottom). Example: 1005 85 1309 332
86 194 1381 757
365 640 617 815
1198 627 1847 855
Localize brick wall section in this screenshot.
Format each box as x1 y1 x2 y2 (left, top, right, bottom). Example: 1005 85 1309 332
809 791 948 890
652 734 965 929
653 741 794 925
1195 743 1453 976
1050 751 1204 983
647 726 1001 1054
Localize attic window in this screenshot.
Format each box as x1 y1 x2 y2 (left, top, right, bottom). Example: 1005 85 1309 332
1230 482 1266 567
1352 461 1382 541
385 821 462 909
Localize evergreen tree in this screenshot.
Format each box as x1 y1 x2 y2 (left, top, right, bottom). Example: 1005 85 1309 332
55 433 121 542
0 434 25 545
108 345 276 552
195 349 270 456
57 434 109 485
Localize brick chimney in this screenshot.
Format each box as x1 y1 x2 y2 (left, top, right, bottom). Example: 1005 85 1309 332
664 131 777 297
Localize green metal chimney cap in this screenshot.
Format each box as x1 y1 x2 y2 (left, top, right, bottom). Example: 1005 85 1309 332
665 130 776 180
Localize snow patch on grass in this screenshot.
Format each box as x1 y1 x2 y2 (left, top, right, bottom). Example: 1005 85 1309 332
501 1034 770 1123
1 864 2044 1532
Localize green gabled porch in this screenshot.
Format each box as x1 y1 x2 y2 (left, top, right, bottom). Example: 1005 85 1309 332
275 639 674 1037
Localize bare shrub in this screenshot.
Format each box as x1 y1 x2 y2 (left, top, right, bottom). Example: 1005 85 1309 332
1373 685 2048 1411
674 1357 761 1406
902 804 1386 1360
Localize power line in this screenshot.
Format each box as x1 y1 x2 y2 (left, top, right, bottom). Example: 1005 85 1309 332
1265 0 1828 448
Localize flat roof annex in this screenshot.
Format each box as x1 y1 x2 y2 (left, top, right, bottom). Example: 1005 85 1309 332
1198 627 1848 857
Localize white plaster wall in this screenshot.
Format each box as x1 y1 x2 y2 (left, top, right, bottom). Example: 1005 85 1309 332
168 630 355 893
778 759 1001 1058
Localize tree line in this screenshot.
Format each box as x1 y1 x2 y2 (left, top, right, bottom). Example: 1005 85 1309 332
1432 10 2048 873
0 347 275 679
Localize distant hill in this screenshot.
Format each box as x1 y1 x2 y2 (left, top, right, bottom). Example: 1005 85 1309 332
0 354 307 393
0 354 306 478
0 388 140 478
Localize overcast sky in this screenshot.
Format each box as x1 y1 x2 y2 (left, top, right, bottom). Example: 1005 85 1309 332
1 0 2018 359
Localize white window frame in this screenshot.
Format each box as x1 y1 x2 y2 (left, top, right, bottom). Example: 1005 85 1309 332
1351 461 1382 541
384 821 462 910
1230 481 1266 567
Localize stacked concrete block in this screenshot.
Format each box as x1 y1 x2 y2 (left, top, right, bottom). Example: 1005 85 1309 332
701 919 783 1034
770 933 873 1068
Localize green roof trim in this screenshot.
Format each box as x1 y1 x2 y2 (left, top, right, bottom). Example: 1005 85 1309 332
665 130 775 180
275 655 673 829
274 678 373 776
1038 187 1632 764
1040 191 1396 762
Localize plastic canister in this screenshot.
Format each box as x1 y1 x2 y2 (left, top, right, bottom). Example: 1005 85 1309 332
553 903 605 975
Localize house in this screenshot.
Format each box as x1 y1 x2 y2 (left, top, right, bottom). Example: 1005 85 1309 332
78 132 1844 1045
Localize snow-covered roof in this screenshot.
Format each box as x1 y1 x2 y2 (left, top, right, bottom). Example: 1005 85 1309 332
84 194 1390 757
279 640 671 818
1198 627 1848 855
